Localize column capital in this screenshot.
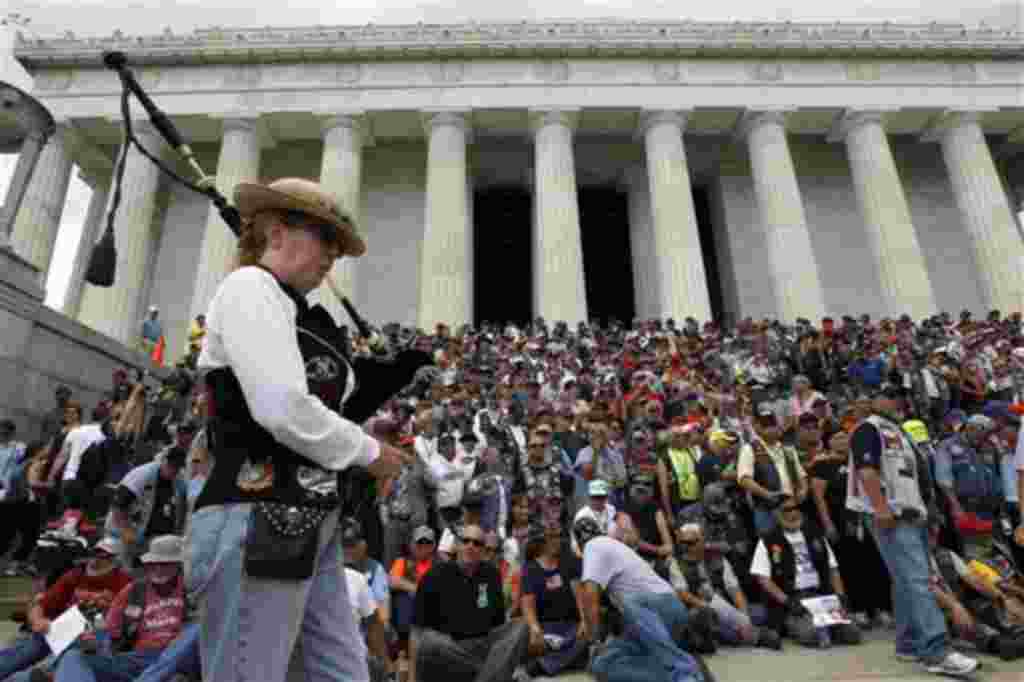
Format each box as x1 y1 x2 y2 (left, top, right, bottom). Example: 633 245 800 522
734 108 795 142
826 108 898 143
529 109 580 135
211 114 275 149
637 110 691 139
422 108 471 131
318 112 374 147
920 108 998 143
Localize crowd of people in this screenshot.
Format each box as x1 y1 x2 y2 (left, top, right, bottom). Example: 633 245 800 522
0 305 1023 682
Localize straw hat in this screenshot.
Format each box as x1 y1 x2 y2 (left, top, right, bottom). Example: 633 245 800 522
234 178 366 257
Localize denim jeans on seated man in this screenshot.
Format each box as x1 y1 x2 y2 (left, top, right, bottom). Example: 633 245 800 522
592 592 704 682
0 632 52 681
132 623 201 682
54 648 162 682
872 523 950 663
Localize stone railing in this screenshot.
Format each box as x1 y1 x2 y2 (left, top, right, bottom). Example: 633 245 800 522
14 20 1024 66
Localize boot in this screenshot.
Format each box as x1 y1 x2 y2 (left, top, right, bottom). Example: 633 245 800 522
998 634 1024 661
756 627 783 651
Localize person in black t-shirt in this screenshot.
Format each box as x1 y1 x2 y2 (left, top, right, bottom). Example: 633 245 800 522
411 524 529 682
520 524 588 678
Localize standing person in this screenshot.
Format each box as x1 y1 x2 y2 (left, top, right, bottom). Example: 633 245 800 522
189 178 413 682
40 386 73 445
139 306 163 355
848 386 979 677
0 422 33 575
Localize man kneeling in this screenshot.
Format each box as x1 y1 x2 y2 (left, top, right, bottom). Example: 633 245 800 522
410 524 529 682
55 536 187 682
750 500 861 648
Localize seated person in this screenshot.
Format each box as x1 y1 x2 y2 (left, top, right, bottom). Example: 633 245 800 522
104 447 188 565
0 538 131 682
390 526 437 646
520 524 588 678
53 536 189 682
410 524 529 682
750 499 861 648
925 511 1024 660
669 521 781 650
573 518 709 682
345 565 396 681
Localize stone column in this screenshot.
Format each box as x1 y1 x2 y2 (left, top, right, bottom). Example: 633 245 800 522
315 114 367 323
63 171 111 319
8 126 74 279
833 110 936 319
417 111 472 330
531 109 587 326
622 165 656 320
930 112 1024 313
641 110 712 323
0 130 47 249
189 117 266 321
738 110 826 322
78 126 164 345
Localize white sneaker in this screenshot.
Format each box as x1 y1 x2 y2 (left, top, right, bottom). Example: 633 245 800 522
924 651 979 678
875 611 895 629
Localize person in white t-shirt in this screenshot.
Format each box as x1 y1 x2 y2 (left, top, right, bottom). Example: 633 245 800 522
572 479 618 555
750 499 861 648
344 566 395 680
574 517 707 682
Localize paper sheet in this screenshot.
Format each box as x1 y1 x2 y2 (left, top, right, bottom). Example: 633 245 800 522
45 605 88 656
801 595 852 628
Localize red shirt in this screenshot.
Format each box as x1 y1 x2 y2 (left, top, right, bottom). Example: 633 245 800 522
39 568 132 620
106 577 186 652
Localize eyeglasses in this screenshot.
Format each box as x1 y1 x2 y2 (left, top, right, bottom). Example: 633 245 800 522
462 537 486 547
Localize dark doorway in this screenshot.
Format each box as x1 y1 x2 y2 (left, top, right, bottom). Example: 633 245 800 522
473 186 533 326
692 186 724 324
579 186 635 327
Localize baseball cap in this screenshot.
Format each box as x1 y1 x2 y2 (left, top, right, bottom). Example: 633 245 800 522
94 537 123 557
589 479 610 497
411 526 436 543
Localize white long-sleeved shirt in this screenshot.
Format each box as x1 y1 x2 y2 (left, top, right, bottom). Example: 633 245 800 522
198 266 379 472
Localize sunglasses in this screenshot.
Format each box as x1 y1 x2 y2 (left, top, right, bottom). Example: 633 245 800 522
781 506 801 513
462 537 486 547
415 538 435 545
678 538 700 546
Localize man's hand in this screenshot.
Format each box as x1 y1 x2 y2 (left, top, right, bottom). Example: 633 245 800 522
30 617 51 635
368 442 411 480
950 603 975 634
874 509 897 530
578 621 593 643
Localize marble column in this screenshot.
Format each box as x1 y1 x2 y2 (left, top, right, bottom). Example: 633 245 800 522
738 110 826 322
931 112 1024 313
417 111 472 330
63 171 111 319
834 110 936 319
531 109 587 326
8 126 74 280
78 126 164 346
189 117 266 321
641 110 713 324
314 114 367 324
622 165 656 320
0 130 47 249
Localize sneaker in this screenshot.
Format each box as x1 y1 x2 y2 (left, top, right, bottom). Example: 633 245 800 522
875 611 895 629
511 665 532 682
853 612 871 629
924 651 979 677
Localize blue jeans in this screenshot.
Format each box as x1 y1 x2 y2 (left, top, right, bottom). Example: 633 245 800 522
187 504 367 682
134 623 201 682
54 649 161 682
593 592 702 682
871 522 948 663
0 633 50 680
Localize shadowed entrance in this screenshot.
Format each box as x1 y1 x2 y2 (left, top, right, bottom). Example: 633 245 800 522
579 186 635 326
473 186 533 326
